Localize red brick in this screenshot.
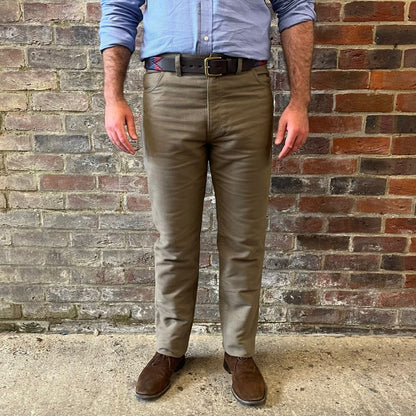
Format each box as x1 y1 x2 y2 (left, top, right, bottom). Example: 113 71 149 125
0 70 57 91
377 292 416 307
86 2 101 22
370 71 416 90
405 274 416 288
296 234 349 251
404 49 416 68
268 196 297 212
299 196 354 213
411 240 416 253
350 273 403 289
0 1 20 22
40 175 95 191
315 2 341 22
339 49 401 70
335 93 393 113
382 255 416 271
32 92 89 112
389 178 416 196
125 196 152 211
356 197 412 214
23 2 83 22
4 113 61 132
344 1 405 22
67 194 120 210
410 2 416 20
324 254 380 271
309 116 362 133
311 71 369 90
385 218 416 234
314 25 373 45
0 48 24 67
396 94 416 112
392 136 416 155
322 290 377 306
7 154 64 171
301 157 357 174
333 137 390 155
271 158 300 174
98 176 148 193
328 217 381 233
353 236 407 253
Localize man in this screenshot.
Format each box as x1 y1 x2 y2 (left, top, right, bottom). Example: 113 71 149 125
100 0 315 406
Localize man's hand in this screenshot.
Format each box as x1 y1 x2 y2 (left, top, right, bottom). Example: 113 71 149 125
275 104 309 159
105 100 138 155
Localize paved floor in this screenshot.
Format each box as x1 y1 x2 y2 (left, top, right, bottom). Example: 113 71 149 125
0 333 415 416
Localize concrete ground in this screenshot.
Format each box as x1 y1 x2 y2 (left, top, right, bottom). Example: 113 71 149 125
0 333 415 416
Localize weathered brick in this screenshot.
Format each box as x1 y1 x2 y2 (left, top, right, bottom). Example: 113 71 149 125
381 255 416 271
401 309 416 325
60 71 103 91
376 26 416 45
344 308 397 326
0 70 57 91
66 155 119 174
392 136 416 155
396 94 416 112
328 217 381 234
405 274 416 288
9 192 64 209
377 292 416 307
5 113 62 132
315 2 341 22
311 71 369 90
271 157 300 174
0 2 21 22
301 158 357 174
0 211 40 228
353 237 407 253
411 240 416 253
293 136 330 155
0 134 31 151
366 115 416 134
265 233 294 251
46 287 100 303
0 48 24 67
290 307 343 324
356 197 412 214
332 136 391 155
296 235 349 251
309 116 362 133
65 114 105 134
28 48 87 70
0 266 70 284
265 253 322 271
72 267 126 285
23 2 83 22
335 93 393 112
370 71 416 90
339 49 401 70
293 272 348 288
314 25 373 45
32 92 89 112
22 303 77 320
299 196 354 213
389 178 416 196
42 212 98 230
344 2 405 21
350 273 403 289
361 157 416 175
330 177 386 195
40 174 95 191
7 154 64 171
324 254 380 271
321 290 377 306
0 284 45 302
0 24 52 44
98 176 148 193
66 193 120 210
312 48 338 69
270 177 326 194
55 26 99 46
125 195 152 211
46 249 100 267
385 218 416 234
0 173 36 191
99 213 154 231
0 301 22 319
12 230 68 247
270 215 324 233
404 49 416 68
125 268 155 285
86 2 102 22
410 2 416 20
71 232 125 248
78 303 131 320
268 196 296 212
126 232 158 248
34 135 90 153
263 288 318 305
0 92 27 111
101 286 154 302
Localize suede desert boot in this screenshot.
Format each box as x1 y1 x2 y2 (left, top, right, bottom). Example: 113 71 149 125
135 352 185 400
223 352 267 406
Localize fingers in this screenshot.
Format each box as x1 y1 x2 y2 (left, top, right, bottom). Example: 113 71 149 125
126 112 138 141
278 128 308 159
108 125 135 155
275 117 287 145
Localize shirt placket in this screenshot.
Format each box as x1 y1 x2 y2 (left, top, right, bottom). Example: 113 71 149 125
198 0 213 55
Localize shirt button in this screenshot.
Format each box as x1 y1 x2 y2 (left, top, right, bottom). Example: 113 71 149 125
204 36 209 41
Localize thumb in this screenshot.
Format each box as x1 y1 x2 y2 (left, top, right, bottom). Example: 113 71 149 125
126 113 138 140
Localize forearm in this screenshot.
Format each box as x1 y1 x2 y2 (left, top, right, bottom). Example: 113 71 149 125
103 45 132 104
281 21 314 108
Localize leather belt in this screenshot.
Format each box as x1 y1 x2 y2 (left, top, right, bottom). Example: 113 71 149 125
144 54 267 77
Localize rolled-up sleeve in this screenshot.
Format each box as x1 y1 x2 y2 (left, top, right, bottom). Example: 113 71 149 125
270 0 316 33
99 0 144 53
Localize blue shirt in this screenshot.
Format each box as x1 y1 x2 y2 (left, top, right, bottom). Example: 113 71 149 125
99 0 316 61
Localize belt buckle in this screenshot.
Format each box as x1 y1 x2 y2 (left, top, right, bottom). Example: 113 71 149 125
204 56 223 77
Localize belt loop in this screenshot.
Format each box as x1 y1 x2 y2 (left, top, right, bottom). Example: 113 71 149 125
175 54 182 77
236 58 243 74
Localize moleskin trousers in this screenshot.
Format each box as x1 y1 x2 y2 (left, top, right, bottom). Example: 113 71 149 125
142 63 273 358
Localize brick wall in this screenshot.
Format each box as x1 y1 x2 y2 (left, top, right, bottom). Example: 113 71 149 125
0 1 415 335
